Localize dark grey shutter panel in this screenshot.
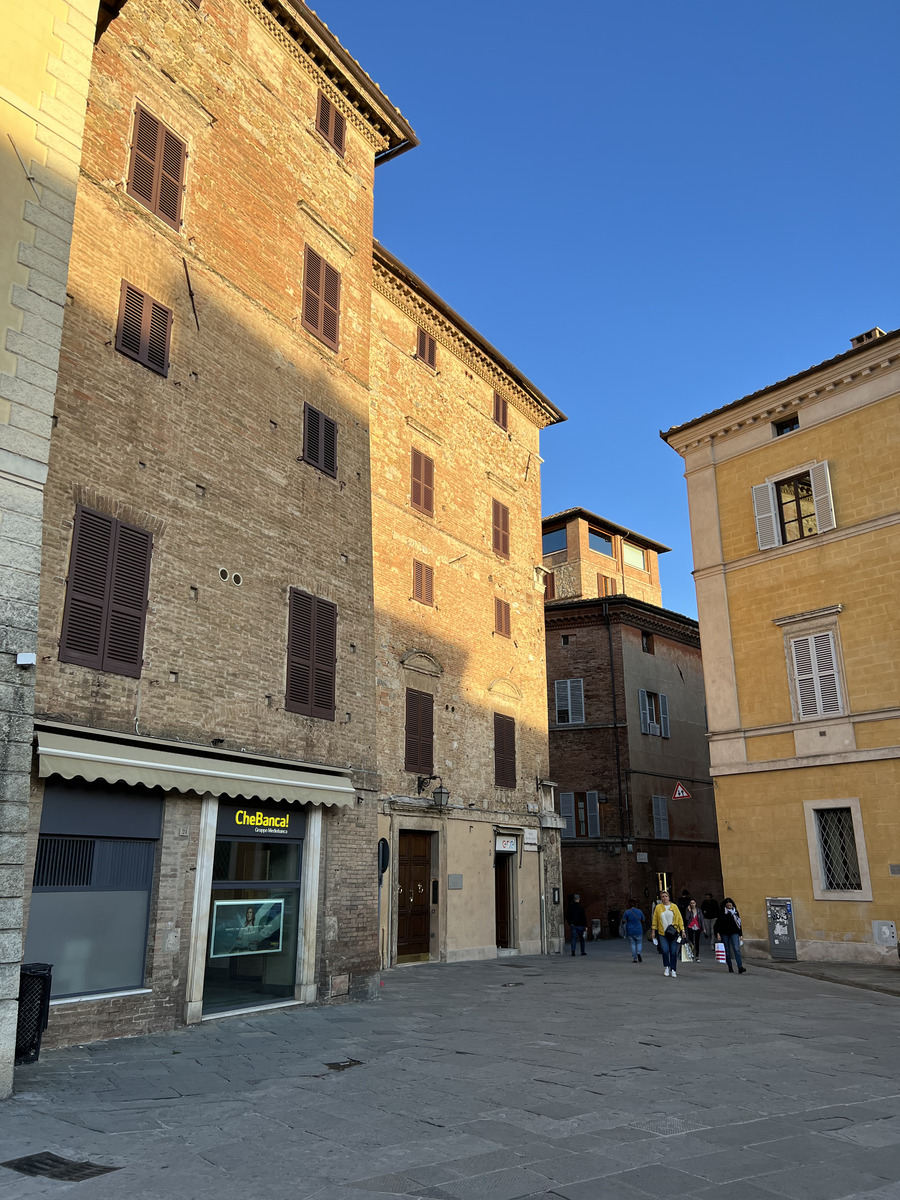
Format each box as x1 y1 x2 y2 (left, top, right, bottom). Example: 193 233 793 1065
59 507 115 669
157 128 186 229
495 598 510 637
316 92 332 141
411 448 423 511
303 404 337 477
586 792 601 837
103 521 152 677
493 392 508 429
492 500 510 557
405 688 433 773
311 596 337 720
286 589 313 715
117 281 145 360
659 694 670 738
145 298 172 375
316 91 345 156
404 688 420 771
332 110 346 155
322 413 337 476
302 245 323 337
494 713 516 788
559 793 576 838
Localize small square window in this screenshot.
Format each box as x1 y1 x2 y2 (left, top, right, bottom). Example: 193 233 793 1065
623 543 645 570
542 528 566 555
561 634 571 646
773 414 800 437
641 632 654 654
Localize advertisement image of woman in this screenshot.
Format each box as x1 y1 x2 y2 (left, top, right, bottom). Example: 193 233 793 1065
651 890 685 978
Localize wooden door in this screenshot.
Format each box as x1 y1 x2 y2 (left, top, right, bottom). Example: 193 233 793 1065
495 853 512 948
397 831 431 958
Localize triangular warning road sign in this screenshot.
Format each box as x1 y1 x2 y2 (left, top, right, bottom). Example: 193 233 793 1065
672 782 691 800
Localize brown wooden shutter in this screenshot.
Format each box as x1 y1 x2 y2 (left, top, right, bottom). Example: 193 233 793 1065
493 392 508 430
303 403 337 477
494 597 510 638
302 246 340 350
116 280 172 376
321 262 340 350
411 448 434 516
316 91 346 156
405 688 434 773
103 521 152 677
492 499 510 557
59 507 115 669
59 507 152 678
494 713 516 788
413 561 433 605
127 104 185 229
417 327 436 369
286 589 313 715
311 596 337 720
545 571 556 601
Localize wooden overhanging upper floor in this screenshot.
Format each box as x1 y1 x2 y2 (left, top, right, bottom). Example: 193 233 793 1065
372 241 566 432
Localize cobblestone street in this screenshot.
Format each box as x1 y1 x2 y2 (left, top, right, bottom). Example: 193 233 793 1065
3 944 900 1199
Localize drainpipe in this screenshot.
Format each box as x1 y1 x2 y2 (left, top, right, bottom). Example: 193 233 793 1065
603 601 630 842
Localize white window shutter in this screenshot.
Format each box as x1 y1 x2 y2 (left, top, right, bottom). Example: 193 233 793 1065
639 689 650 734
659 693 670 738
559 792 576 838
555 679 569 723
792 636 819 717
586 791 600 837
569 678 585 724
653 795 669 839
752 482 781 550
810 461 836 533
813 632 842 714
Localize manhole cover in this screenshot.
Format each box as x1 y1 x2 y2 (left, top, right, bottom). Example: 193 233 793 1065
630 1116 707 1136
1 1153 120 1181
324 1058 363 1071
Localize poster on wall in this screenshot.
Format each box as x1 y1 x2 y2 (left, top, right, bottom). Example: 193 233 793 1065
210 899 284 958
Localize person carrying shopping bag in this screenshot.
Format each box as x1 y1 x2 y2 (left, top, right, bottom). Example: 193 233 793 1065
714 897 746 974
684 899 703 961
651 890 685 978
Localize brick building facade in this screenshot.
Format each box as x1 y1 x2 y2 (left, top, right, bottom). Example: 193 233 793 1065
370 246 566 963
21 0 417 1050
544 512 720 939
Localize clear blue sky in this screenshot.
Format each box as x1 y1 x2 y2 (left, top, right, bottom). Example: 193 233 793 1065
317 1 900 618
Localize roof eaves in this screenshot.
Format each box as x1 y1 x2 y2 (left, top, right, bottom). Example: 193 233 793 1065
373 241 566 427
660 326 900 443
542 507 671 554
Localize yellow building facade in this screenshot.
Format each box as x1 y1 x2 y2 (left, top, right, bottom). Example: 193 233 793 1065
664 327 900 963
0 0 97 1096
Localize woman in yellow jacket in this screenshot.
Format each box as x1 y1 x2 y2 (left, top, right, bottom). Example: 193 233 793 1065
651 890 685 978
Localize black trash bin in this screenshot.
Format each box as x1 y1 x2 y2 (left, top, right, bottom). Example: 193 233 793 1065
15 963 52 1065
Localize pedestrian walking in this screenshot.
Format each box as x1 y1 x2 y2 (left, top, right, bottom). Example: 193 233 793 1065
715 897 746 974
566 893 587 957
684 899 703 961
700 892 720 943
651 890 685 978
677 888 693 918
622 900 645 962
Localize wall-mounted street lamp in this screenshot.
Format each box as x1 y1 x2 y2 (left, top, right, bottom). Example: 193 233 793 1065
417 775 449 807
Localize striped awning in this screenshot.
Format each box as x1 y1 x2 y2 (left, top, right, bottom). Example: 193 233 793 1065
36 730 355 808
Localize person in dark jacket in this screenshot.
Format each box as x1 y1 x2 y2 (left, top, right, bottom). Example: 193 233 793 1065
677 889 693 917
714 897 746 973
700 893 720 943
566 894 587 956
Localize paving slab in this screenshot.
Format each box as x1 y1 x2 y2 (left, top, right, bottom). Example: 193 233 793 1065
1 943 900 1200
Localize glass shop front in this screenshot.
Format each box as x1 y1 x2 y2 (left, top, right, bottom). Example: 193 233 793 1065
203 800 306 1015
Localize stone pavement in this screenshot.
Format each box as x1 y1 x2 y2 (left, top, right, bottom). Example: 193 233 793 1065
752 956 900 999
3 941 900 1200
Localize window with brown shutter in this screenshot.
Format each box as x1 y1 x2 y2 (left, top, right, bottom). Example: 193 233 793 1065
545 571 556 601
126 104 187 230
413 560 433 606
301 245 341 351
315 90 346 156
491 499 510 558
286 588 336 720
410 447 434 516
494 598 510 638
416 327 437 369
492 392 508 430
598 573 618 597
302 403 337 477
59 505 152 679
494 713 516 789
405 688 434 773
115 280 172 376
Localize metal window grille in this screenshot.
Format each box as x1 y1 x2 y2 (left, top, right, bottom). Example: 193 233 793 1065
33 836 154 891
33 837 94 888
816 808 862 890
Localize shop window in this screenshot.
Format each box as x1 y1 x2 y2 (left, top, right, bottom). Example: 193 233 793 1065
639 689 669 737
559 791 600 839
24 780 162 999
